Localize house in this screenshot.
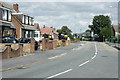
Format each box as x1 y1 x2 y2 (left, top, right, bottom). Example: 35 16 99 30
12 4 37 39
34 23 41 42
0 2 17 40
40 25 58 40
112 25 120 38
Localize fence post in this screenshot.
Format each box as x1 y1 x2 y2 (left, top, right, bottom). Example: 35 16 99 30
42 39 46 51
19 44 23 56
30 38 35 53
5 44 11 58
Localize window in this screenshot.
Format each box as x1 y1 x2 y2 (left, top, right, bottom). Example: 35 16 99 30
34 34 38 37
10 30 13 35
30 31 33 38
8 11 11 21
29 17 31 25
4 28 9 34
31 18 33 25
2 9 7 20
22 15 25 24
26 16 28 24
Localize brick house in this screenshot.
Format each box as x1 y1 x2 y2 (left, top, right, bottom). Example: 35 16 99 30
40 25 58 40
12 4 37 39
0 2 17 40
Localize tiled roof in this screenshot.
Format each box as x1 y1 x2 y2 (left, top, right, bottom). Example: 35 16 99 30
0 1 13 9
40 28 53 35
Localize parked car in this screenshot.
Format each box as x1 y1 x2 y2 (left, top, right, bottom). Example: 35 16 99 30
19 38 39 50
19 38 31 43
2 36 19 43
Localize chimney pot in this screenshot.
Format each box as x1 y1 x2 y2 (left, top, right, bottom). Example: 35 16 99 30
43 25 45 28
13 4 19 12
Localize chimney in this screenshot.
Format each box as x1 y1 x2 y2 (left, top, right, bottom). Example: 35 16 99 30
43 25 45 28
0 3 2 6
53 28 55 31
34 23 39 29
13 4 19 12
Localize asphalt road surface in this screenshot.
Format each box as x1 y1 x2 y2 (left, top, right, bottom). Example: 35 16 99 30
2 42 118 78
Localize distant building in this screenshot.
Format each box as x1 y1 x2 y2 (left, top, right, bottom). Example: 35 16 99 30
112 25 120 38
40 25 58 40
34 23 41 42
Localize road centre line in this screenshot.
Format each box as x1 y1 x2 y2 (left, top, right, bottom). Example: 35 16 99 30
79 42 98 67
48 53 67 60
47 69 72 79
47 42 98 78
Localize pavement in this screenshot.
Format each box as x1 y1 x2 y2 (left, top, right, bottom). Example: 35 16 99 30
2 41 118 78
1 41 86 72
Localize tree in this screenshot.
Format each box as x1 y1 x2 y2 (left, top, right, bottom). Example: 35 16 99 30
57 26 73 39
88 15 113 41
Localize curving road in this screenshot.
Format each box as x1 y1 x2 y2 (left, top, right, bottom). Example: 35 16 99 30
2 42 118 79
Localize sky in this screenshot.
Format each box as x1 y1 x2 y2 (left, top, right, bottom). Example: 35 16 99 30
5 0 118 33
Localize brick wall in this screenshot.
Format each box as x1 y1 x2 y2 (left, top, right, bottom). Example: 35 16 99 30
12 15 23 39
42 39 57 51
23 38 35 53
0 44 23 59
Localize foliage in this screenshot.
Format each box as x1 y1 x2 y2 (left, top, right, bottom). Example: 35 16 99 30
49 37 53 40
85 35 90 38
85 29 91 32
100 27 113 39
5 34 10 36
88 15 113 41
57 26 73 39
43 34 49 38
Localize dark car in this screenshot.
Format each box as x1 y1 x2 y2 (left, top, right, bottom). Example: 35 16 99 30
19 38 39 50
19 38 31 43
2 36 19 43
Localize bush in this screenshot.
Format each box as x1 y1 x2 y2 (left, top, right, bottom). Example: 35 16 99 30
49 38 53 40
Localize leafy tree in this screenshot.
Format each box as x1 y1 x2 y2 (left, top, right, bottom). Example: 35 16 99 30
43 34 49 38
57 26 73 39
88 15 113 41
85 29 91 32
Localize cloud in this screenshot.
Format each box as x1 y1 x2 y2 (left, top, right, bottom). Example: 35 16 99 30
7 2 118 33
79 21 88 26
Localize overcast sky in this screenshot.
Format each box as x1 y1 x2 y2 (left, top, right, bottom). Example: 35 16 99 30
7 1 118 33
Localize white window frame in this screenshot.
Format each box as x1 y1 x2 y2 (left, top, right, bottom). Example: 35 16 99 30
26 16 28 24
2 9 7 20
22 15 25 24
8 11 11 21
29 17 31 25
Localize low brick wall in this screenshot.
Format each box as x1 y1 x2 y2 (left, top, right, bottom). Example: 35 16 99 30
22 38 35 53
0 44 23 59
42 39 57 51
57 40 71 46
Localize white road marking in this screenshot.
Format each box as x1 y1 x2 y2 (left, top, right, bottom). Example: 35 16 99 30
47 42 98 78
48 53 67 60
79 60 90 67
79 42 98 67
47 69 72 79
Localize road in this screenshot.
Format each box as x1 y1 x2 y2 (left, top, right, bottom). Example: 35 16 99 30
2 42 118 79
